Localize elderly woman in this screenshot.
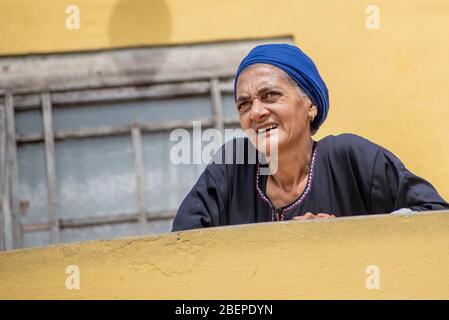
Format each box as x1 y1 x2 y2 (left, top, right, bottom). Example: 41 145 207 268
172 43 449 231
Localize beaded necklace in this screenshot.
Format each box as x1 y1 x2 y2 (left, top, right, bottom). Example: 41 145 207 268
255 141 318 221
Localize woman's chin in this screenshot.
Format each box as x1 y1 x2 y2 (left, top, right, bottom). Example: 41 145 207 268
253 132 282 156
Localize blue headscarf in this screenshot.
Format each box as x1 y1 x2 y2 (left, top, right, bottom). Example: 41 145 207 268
234 43 329 131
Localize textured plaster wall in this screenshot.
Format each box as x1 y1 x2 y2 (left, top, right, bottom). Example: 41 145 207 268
1 0 448 200
1 211 449 299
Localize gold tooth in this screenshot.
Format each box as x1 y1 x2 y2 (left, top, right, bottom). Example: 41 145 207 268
257 124 278 133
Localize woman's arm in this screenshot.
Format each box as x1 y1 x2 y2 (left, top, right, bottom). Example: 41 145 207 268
171 166 228 232
371 147 449 213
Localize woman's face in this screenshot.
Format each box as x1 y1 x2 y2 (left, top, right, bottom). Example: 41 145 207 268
235 63 316 154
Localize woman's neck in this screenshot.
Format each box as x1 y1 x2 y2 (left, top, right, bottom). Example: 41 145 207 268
268 135 313 191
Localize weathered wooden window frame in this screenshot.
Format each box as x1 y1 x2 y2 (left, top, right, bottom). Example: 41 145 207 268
0 37 293 250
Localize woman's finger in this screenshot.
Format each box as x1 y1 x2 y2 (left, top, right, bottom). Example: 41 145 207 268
293 212 316 220
293 213 336 220
316 213 334 219
304 212 316 219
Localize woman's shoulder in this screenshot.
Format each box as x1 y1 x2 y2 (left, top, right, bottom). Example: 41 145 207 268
208 137 256 165
317 133 382 160
206 137 256 176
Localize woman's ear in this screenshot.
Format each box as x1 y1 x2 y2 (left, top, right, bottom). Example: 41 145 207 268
308 104 318 122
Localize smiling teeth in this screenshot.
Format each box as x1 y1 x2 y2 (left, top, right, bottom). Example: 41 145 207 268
257 124 278 134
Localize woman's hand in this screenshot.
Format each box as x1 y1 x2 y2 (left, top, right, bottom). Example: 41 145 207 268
293 212 336 220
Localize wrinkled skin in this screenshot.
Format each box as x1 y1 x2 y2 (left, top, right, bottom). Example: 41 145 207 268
236 63 334 220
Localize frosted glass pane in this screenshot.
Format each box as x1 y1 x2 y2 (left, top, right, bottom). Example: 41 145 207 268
59 218 173 244
15 110 43 135
144 219 173 235
53 96 212 131
55 136 136 219
23 231 50 249
142 132 206 212
17 143 49 224
222 93 239 120
60 222 138 243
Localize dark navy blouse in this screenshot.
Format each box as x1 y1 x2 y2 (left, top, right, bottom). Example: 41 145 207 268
172 133 449 231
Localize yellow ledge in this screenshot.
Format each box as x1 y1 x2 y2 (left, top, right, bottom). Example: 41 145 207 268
1 211 449 299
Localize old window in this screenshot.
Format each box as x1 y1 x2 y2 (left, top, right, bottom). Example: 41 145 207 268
0 37 293 250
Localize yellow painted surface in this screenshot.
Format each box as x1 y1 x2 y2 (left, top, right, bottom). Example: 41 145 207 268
1 0 448 201
1 211 449 299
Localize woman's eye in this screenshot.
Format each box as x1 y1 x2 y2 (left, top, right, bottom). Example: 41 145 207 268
238 102 250 112
265 92 281 100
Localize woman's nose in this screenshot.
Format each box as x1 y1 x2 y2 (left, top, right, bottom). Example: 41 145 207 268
249 100 269 121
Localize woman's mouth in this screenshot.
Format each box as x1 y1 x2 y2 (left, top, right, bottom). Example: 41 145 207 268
256 124 279 135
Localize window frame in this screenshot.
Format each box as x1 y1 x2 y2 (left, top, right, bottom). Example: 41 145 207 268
0 37 294 250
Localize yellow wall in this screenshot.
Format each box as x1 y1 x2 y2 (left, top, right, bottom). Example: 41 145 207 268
1 211 449 299
1 0 448 200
